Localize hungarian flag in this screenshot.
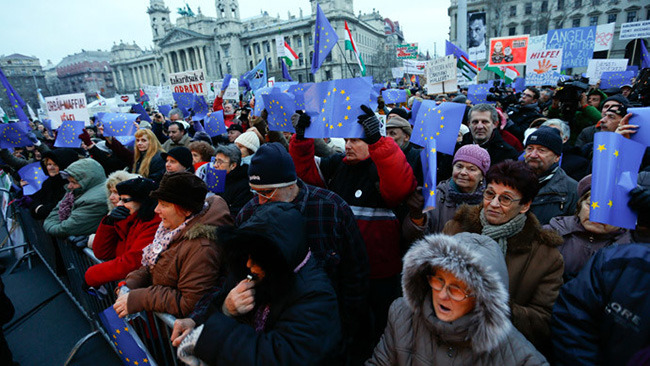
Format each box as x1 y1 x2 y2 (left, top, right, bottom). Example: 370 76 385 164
344 21 366 76
457 55 479 81
483 63 519 84
282 41 299 67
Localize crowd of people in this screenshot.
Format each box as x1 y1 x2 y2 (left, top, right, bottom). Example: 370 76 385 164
1 78 649 365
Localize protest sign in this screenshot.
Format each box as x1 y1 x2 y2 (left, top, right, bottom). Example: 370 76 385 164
619 20 650 40
425 56 457 94
396 43 418 59
221 78 239 100
546 26 596 69
594 23 615 52
114 94 136 109
468 12 487 61
525 49 562 86
487 35 529 66
586 59 628 84
44 93 89 129
168 68 206 94
527 35 547 55
402 60 428 75
391 67 404 78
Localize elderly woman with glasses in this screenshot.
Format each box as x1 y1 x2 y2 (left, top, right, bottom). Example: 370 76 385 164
442 160 564 357
205 144 253 217
367 232 547 365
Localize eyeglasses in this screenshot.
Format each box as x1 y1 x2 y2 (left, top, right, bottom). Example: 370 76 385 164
119 197 135 203
521 93 535 99
213 159 230 167
250 188 278 200
427 275 474 302
483 189 521 207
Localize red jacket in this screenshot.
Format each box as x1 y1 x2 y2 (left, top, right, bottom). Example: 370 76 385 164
212 95 237 127
85 213 162 287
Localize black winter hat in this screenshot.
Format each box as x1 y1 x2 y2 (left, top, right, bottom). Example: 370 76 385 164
161 147 194 172
150 171 207 213
603 94 631 115
227 124 244 133
248 142 297 188
526 127 563 156
387 107 409 120
191 131 212 144
41 148 79 172
116 177 158 203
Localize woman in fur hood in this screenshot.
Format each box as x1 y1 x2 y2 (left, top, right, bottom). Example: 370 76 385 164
366 232 548 365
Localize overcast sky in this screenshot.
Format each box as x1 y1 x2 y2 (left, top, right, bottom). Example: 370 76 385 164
1 0 450 66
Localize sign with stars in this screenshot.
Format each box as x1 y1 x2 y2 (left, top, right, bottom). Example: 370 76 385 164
99 307 155 366
191 95 209 121
591 132 645 229
252 87 275 117
206 166 226 193
54 120 84 148
382 89 407 104
421 139 437 211
0 66 30 123
599 70 636 89
410 101 465 155
0 121 31 149
467 84 492 105
311 3 339 74
100 113 138 137
262 91 296 133
204 110 226 137
287 83 312 111
131 103 151 122
18 162 48 196
629 107 650 147
172 92 194 117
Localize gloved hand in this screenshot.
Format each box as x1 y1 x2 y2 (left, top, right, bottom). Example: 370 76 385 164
406 187 425 221
357 105 381 145
291 111 311 139
78 130 93 146
27 132 41 147
629 185 650 212
107 206 131 222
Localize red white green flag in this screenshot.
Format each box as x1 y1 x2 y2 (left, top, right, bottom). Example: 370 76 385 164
282 41 299 67
344 21 366 76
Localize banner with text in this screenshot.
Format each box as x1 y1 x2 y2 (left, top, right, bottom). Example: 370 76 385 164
396 43 419 60
620 20 650 40
425 56 457 94
402 60 428 75
391 67 405 78
526 49 562 86
586 59 629 84
45 93 89 129
168 69 206 95
546 26 596 69
488 35 529 66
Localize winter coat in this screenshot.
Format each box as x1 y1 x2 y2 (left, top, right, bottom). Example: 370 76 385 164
290 136 416 279
0 143 50 170
367 233 548 365
442 205 564 351
28 148 79 220
84 212 162 287
552 243 650 365
458 130 520 167
43 158 108 237
125 195 233 317
161 133 191 151
216 163 253 218
544 215 632 282
560 144 589 182
195 202 341 365
530 166 578 226
507 103 544 141
132 152 165 182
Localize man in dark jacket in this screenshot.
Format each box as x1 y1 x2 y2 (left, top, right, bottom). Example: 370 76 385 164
506 87 544 141
212 144 252 217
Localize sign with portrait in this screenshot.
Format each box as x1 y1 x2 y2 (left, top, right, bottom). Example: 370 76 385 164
468 12 487 61
488 35 529 66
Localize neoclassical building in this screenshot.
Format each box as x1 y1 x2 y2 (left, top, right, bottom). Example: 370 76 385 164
110 0 405 94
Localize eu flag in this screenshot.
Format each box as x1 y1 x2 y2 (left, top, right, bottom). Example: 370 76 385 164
98 307 154 366
445 40 469 60
281 59 293 81
410 99 422 124
629 107 650 147
420 139 437 210
221 74 232 91
114 135 135 147
130 103 151 122
172 92 194 117
18 162 48 196
54 120 85 148
303 78 377 138
382 89 407 104
0 122 31 148
0 67 29 123
511 77 526 92
410 101 465 155
311 3 339 74
252 87 275 117
204 110 226 137
100 113 138 137
467 84 491 104
287 83 312 111
591 132 645 229
242 59 268 92
641 40 650 69
372 83 384 96
206 166 226 193
158 104 172 118
192 95 209 121
262 90 296 133
599 71 636 89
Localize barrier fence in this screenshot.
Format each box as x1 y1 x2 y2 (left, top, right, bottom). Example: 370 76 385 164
11 205 181 366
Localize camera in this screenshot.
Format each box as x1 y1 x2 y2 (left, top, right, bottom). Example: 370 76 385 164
629 67 650 107
486 81 519 109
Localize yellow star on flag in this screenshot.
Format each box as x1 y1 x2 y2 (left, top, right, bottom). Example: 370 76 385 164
597 144 606 152
591 201 599 209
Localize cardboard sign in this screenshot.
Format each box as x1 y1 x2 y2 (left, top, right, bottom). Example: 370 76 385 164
44 93 89 129
586 59 628 84
396 43 419 60
114 94 136 108
595 23 616 52
168 69 206 94
620 20 650 40
391 67 405 78
425 56 457 93
488 35 529 66
526 49 562 86
546 26 596 69
402 60 428 75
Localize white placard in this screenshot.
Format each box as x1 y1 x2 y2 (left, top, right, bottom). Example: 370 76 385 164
527 35 548 54
595 23 615 52
276 35 286 58
114 94 136 108
402 60 428 75
168 68 206 94
620 20 650 40
223 78 239 100
44 93 89 129
526 49 563 86
391 67 404 78
586 59 629 84
426 80 457 95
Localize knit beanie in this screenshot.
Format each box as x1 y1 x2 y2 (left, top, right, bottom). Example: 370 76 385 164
386 115 413 136
525 127 563 156
603 94 631 115
248 142 297 188
235 131 260 153
577 174 592 199
387 107 409 121
116 177 158 203
161 147 194 171
453 145 491 176
149 171 207 213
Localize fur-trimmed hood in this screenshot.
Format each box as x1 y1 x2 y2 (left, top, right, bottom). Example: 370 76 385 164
402 232 512 354
175 195 234 242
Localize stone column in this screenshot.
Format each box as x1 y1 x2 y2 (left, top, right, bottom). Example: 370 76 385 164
118 68 126 92
184 49 191 71
199 46 207 75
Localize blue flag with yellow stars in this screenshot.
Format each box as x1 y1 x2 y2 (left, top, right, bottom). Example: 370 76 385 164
192 95 209 121
173 92 194 117
274 82 298 92
467 84 491 105
591 132 645 230
511 78 526 92
252 87 275 117
281 59 293 81
373 83 385 96
599 71 636 89
410 101 465 155
114 135 136 148
262 91 296 133
420 139 437 210
130 103 151 122
100 113 138 137
158 105 172 118
99 307 154 366
206 165 226 193
382 89 407 104
410 99 422 124
0 67 29 123
311 3 339 74
303 78 377 138
242 59 268 92
18 162 47 196
629 107 650 146
204 110 226 137
641 40 650 69
0 121 31 148
54 120 84 148
287 83 312 111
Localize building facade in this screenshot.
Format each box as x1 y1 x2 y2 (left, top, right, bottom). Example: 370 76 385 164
0 53 49 117
55 50 116 99
110 0 405 94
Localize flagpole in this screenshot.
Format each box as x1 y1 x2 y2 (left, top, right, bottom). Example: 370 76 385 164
336 42 356 77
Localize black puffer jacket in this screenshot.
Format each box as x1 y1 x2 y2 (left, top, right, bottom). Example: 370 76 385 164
28 148 79 220
216 163 253 218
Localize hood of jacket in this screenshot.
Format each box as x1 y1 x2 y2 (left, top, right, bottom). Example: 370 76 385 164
63 158 106 195
402 232 512 354
177 195 234 243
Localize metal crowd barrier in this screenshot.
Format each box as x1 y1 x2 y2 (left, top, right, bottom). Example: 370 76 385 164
12 206 181 366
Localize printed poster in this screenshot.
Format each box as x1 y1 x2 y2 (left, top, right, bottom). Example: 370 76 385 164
488 35 529 66
168 68 206 95
44 93 89 129
526 49 562 86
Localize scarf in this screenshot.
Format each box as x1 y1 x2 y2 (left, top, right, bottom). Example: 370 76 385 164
58 191 75 221
141 213 196 267
538 163 559 186
447 179 484 206
479 209 527 255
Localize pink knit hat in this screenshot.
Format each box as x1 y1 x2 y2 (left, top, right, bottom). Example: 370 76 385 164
453 145 491 176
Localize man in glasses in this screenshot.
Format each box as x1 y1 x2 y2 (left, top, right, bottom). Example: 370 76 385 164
506 86 544 141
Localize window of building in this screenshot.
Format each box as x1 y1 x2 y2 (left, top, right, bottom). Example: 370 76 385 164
608 13 617 23
299 53 304 66
541 1 548 12
297 37 303 47
509 26 516 35
539 22 549 34
298 74 303 82
572 18 581 27
510 6 517 16
249 61 253 69
223 45 230 58
557 0 564 10
247 46 251 56
267 57 272 70
525 3 532 14
556 20 564 29
524 24 532 34
326 53 332 62
309 51 314 64
308 35 313 45
627 11 637 23
255 44 260 54
589 16 598 26
325 70 332 80
574 0 581 9
308 74 314 82
231 8 236 18
263 42 270 53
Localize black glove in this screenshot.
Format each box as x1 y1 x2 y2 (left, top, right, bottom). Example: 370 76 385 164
107 206 131 223
291 111 311 139
629 186 650 212
357 104 381 145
